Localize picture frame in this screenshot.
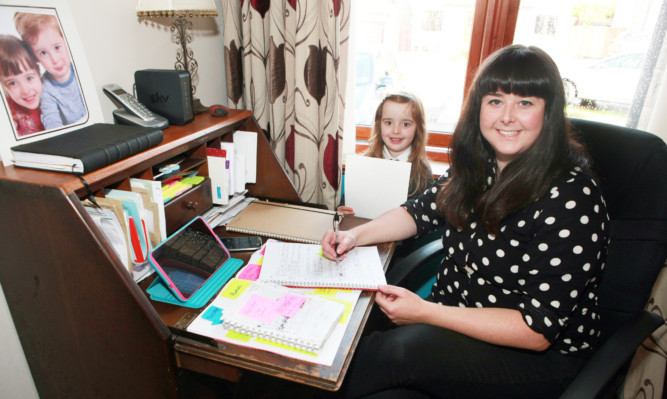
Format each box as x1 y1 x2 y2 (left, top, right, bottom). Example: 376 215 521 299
0 0 102 165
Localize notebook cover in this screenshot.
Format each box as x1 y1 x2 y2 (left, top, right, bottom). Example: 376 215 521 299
147 258 243 308
225 201 339 244
11 123 163 173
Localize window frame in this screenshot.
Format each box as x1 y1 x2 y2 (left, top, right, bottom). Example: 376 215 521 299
353 0 521 162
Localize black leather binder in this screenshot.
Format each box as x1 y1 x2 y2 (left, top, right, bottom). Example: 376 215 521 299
11 123 164 174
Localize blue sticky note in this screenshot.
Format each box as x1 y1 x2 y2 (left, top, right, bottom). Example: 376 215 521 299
202 306 223 325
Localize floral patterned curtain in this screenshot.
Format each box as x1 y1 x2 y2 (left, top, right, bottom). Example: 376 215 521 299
221 0 349 209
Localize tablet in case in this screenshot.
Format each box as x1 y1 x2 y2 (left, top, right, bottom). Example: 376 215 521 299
149 216 232 303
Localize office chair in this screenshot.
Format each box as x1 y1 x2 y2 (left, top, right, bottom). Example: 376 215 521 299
386 118 667 398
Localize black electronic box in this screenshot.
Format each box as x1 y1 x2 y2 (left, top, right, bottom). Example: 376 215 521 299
134 69 194 125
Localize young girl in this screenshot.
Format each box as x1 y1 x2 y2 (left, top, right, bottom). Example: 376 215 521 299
339 92 434 215
0 34 44 137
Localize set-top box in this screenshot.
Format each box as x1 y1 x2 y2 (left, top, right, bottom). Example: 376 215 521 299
134 69 194 126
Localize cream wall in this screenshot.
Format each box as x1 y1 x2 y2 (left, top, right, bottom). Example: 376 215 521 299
0 1 226 397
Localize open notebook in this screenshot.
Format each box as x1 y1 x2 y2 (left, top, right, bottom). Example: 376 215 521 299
258 241 387 290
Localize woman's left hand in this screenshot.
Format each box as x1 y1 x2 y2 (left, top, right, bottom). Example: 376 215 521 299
374 284 429 325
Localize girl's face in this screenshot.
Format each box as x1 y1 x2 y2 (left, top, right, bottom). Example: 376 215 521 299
31 27 71 83
380 100 417 158
479 91 545 172
1 64 42 110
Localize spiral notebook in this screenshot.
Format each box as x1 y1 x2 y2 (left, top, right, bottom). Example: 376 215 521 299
258 241 387 290
222 281 346 353
225 200 338 244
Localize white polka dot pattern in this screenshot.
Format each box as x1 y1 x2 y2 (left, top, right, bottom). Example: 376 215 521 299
402 168 609 355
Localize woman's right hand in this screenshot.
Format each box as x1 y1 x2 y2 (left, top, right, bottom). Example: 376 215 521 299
321 229 358 261
337 206 355 216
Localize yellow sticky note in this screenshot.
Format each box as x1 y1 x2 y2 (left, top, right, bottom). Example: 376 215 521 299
314 288 339 297
325 297 354 324
255 338 317 356
220 278 252 299
226 330 252 342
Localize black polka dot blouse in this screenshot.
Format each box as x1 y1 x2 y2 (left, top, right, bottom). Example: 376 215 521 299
402 167 609 355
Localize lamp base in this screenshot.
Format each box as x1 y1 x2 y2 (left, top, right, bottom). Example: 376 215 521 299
192 98 209 115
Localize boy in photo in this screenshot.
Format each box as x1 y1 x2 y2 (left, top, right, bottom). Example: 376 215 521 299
14 12 86 129
0 34 44 136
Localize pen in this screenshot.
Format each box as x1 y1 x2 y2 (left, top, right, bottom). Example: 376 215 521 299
333 211 340 265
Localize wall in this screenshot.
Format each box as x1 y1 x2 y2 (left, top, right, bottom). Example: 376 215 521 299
0 1 226 397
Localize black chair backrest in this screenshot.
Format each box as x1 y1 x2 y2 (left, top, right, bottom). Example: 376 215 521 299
569 118 667 342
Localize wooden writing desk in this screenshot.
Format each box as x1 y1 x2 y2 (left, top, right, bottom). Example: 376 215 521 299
0 111 393 398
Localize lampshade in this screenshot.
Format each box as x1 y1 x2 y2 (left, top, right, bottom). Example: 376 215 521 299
136 0 218 17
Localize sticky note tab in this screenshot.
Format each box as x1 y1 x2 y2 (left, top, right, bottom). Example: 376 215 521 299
220 278 252 299
238 294 279 324
202 306 223 325
237 263 262 281
275 293 306 318
226 330 252 342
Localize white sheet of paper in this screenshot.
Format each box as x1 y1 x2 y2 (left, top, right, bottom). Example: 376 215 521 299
344 154 411 219
233 130 258 184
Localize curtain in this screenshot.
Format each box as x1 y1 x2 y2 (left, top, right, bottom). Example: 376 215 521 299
221 0 349 209
623 264 667 399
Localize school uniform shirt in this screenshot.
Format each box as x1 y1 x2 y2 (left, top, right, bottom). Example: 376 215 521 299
403 165 609 355
382 146 411 162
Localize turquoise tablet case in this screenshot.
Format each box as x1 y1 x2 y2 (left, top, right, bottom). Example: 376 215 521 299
147 258 243 308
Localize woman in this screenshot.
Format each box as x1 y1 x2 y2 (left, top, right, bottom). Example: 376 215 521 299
321 44 609 398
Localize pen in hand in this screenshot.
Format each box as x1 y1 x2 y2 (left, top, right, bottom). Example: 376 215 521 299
333 211 340 265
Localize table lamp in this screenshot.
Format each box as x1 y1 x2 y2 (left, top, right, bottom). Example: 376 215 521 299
136 0 218 98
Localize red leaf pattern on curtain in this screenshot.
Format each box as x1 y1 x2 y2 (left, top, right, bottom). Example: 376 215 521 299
250 0 270 18
222 0 349 208
304 43 327 105
332 0 341 17
323 133 339 190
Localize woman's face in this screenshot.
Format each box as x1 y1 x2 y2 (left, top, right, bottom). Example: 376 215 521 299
380 100 417 158
479 91 545 172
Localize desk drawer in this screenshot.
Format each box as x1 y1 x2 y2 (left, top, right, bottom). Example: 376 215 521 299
164 178 212 235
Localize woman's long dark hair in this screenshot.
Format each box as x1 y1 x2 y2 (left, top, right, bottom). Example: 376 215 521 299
438 45 589 233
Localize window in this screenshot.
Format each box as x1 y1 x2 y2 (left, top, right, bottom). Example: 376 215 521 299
350 0 666 165
514 0 665 128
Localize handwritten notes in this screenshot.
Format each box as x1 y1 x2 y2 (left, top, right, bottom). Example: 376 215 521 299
258 242 387 289
239 294 280 323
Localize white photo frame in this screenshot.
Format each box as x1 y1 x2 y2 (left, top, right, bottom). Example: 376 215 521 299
0 0 102 165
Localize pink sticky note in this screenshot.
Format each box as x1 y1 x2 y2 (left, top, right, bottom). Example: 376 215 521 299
238 294 279 324
237 263 261 281
275 293 306 318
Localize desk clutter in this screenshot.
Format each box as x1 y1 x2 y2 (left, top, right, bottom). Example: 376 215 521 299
186 237 387 365
71 121 386 366
80 128 260 282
